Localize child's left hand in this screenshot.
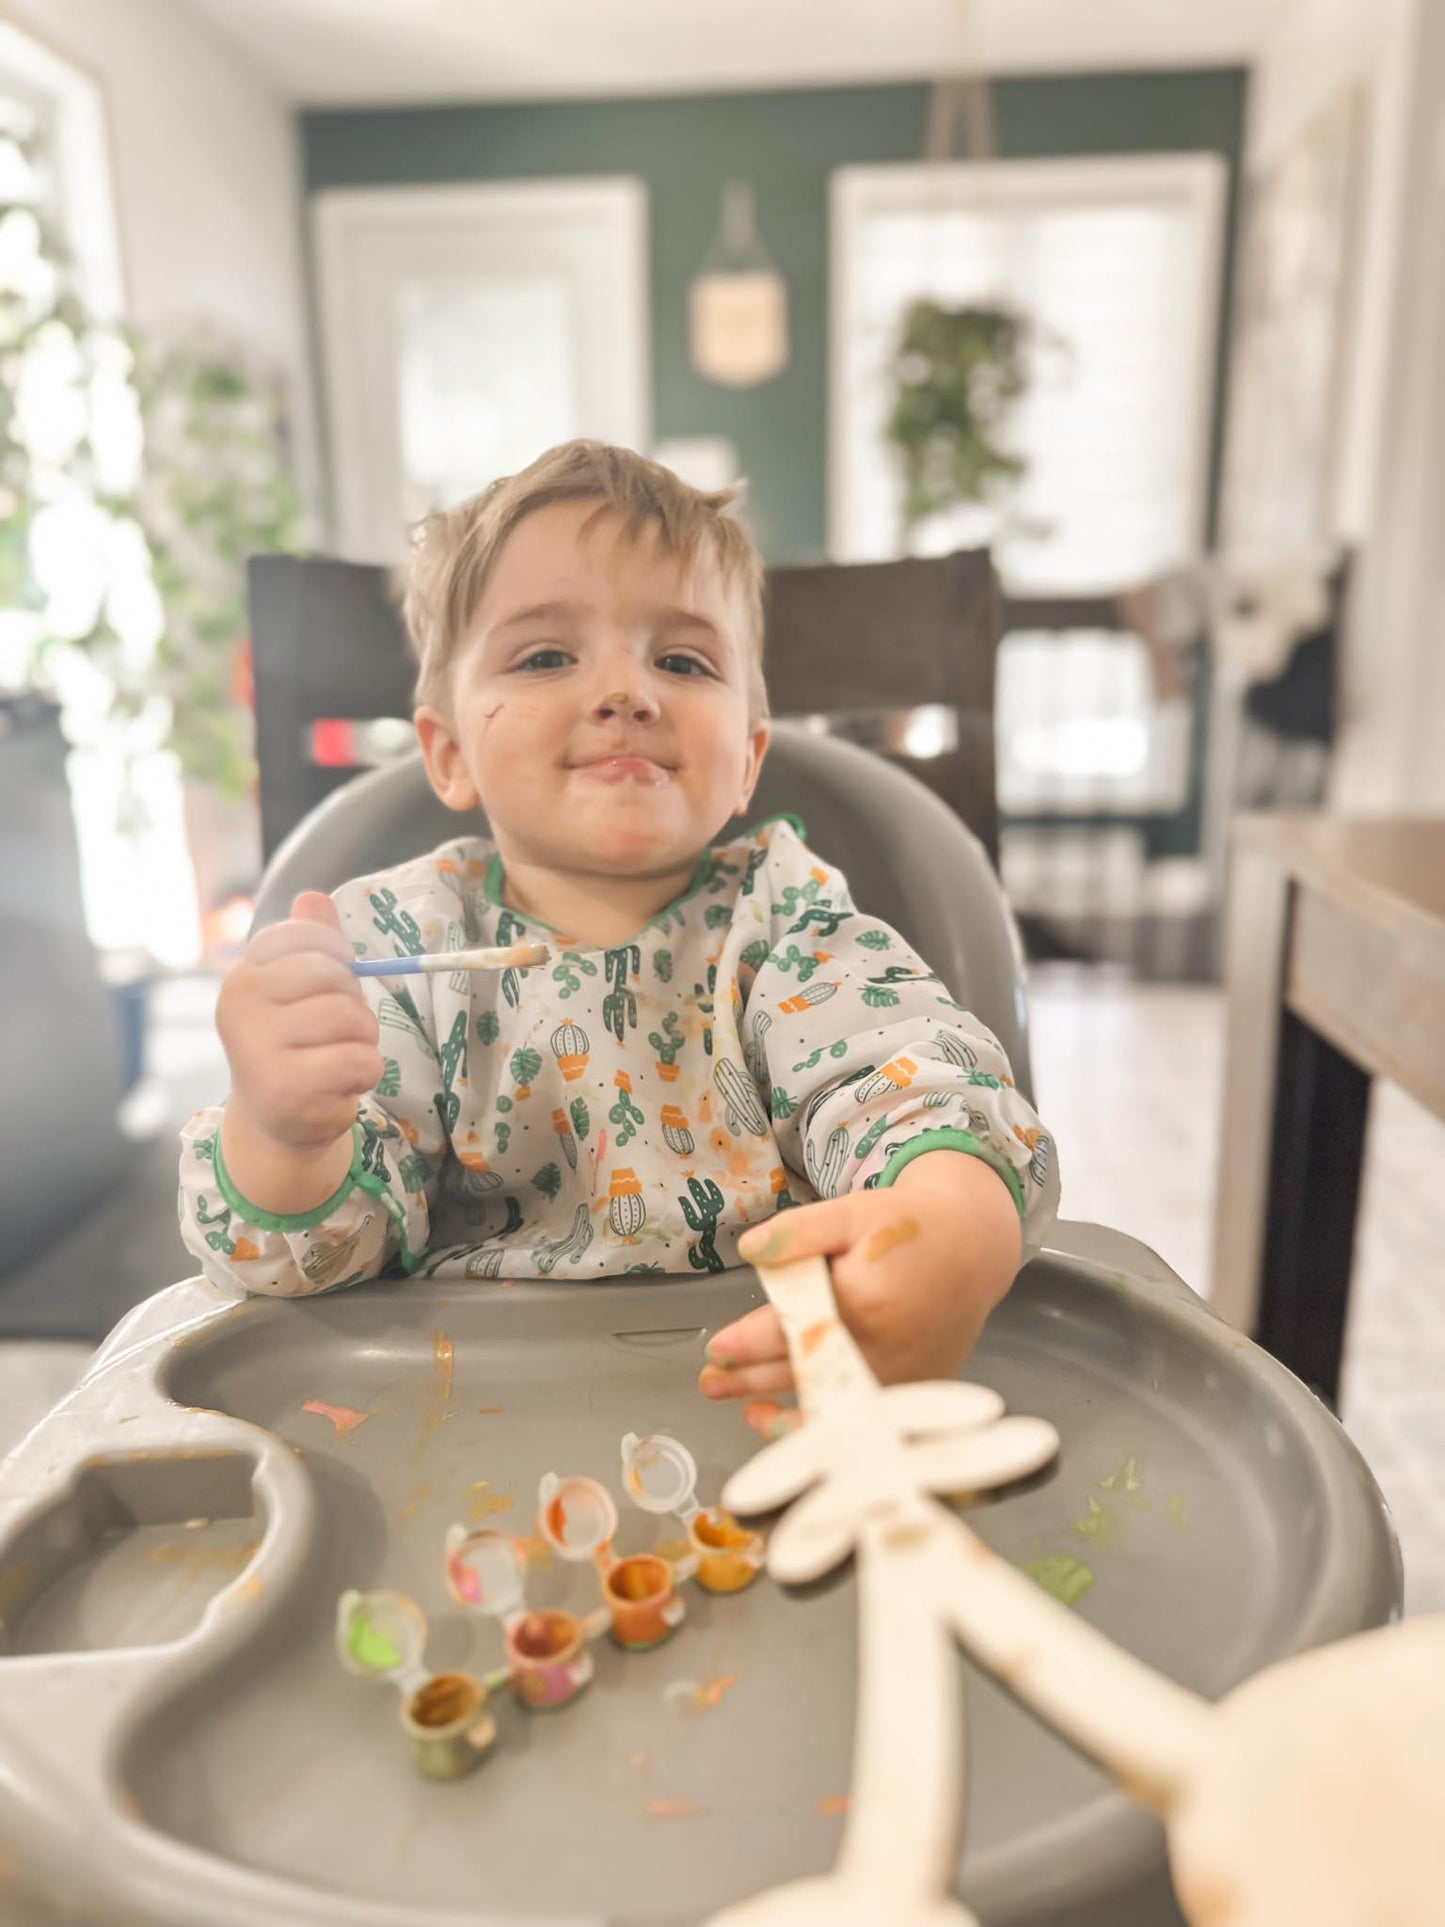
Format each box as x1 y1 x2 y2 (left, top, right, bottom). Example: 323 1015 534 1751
699 1151 1022 1437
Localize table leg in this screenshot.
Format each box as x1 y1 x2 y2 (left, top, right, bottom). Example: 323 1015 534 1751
1255 1008 1371 1406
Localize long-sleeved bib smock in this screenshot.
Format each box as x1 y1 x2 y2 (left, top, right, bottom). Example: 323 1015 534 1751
179 817 1059 1295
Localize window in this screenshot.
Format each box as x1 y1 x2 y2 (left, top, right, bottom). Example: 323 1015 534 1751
830 155 1227 590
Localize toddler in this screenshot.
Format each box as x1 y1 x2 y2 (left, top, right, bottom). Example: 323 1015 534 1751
179 442 1059 1426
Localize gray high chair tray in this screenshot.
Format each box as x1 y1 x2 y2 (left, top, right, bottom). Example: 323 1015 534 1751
0 1224 1397 1927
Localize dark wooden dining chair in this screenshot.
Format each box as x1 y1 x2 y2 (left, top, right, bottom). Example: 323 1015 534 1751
248 547 1002 863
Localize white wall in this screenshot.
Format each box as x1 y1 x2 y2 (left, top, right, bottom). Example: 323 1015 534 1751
3 0 317 501
1246 0 1445 811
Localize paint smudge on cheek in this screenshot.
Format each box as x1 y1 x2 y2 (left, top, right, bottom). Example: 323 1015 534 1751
863 1216 921 1263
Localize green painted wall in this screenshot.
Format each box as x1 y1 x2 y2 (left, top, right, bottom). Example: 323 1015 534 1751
303 71 1247 565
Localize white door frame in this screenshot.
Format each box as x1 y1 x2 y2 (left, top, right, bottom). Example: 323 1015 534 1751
314 177 650 559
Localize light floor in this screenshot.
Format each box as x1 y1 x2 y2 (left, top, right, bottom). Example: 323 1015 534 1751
2 969 1442 1611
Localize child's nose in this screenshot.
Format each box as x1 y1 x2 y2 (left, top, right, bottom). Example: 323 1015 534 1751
591 673 661 722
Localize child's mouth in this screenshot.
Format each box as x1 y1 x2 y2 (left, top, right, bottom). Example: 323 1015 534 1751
574 757 673 786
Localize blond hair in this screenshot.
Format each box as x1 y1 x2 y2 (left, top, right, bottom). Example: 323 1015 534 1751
399 440 767 715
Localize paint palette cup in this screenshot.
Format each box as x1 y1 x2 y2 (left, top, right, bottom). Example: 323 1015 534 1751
399 1670 496 1780
621 1431 699 1518
687 1507 766 1595
335 1588 429 1693
603 1551 687 1650
504 1607 606 1709
444 1525 608 1712
536 1472 620 1564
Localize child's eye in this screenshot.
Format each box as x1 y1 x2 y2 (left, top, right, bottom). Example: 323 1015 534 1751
657 653 714 679
514 647 572 672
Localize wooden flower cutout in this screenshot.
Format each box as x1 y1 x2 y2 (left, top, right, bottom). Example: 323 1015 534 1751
723 1351 1059 1587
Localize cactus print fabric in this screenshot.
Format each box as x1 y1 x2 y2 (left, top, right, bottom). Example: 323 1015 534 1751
179 820 1059 1294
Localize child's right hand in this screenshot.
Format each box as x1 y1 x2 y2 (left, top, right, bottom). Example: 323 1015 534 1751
217 890 384 1160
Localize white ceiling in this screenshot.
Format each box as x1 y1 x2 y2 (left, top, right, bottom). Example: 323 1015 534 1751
182 0 1288 107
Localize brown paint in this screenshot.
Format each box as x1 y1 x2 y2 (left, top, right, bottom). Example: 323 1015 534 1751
512 1610 579 1661
0 1561 33 1617
409 1672 481 1729
863 1216 922 1263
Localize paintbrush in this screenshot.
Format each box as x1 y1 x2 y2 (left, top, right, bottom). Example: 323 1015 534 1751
350 940 551 978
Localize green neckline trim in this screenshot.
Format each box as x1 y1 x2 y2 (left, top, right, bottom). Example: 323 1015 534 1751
877 1127 1026 1218
214 1121 363 1232
482 846 718 948
479 813 807 950
748 811 807 840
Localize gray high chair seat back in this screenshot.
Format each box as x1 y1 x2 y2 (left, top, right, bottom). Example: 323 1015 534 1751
252 721 1034 1098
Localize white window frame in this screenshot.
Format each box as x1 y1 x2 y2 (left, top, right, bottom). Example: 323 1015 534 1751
314 178 651 560
828 153 1227 582
0 19 123 316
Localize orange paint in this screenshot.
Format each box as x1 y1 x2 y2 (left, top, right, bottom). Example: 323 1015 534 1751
465 1482 512 1523
476 1406 505 1415
433 1330 454 1402
646 1799 706 1820
301 1399 369 1438
230 1237 260 1262
547 1494 569 1541
690 1671 738 1712
864 1216 921 1263
816 1795 850 1816
799 1320 835 1356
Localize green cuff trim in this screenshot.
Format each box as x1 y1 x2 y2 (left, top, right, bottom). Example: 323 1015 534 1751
877 1128 1026 1219
354 1170 421 1275
214 1122 364 1231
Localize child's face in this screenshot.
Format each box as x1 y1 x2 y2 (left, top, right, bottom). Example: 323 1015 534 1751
416 500 769 882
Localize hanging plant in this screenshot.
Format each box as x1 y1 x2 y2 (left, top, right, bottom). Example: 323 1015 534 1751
884 298 1035 542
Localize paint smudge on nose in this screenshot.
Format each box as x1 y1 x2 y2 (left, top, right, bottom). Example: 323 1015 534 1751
301 1399 369 1438
863 1216 921 1263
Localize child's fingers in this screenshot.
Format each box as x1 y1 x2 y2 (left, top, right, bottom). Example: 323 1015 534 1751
743 1399 804 1441
704 1304 785 1370
699 1358 796 1400
736 1192 870 1269
247 916 356 971
291 889 342 928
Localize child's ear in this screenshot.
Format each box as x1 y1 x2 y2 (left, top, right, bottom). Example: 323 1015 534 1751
735 721 771 814
415 707 480 812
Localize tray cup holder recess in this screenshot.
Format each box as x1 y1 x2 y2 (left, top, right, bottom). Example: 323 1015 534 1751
0 1451 262 1656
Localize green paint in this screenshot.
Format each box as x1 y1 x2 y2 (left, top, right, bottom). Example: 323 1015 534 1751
1166 1493 1189 1531
349 1612 401 1672
1071 1495 1127 1549
1022 1554 1095 1607
1100 1454 1142 1495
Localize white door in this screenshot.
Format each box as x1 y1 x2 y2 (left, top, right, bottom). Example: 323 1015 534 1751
314 178 650 560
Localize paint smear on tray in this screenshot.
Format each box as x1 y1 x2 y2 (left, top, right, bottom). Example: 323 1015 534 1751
646 1799 707 1820
1099 1454 1143 1497
666 1669 738 1715
1021 1554 1095 1607
816 1795 850 1817
433 1330 455 1403
397 1482 432 1525
1166 1493 1189 1531
301 1400 369 1438
466 1482 512 1523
